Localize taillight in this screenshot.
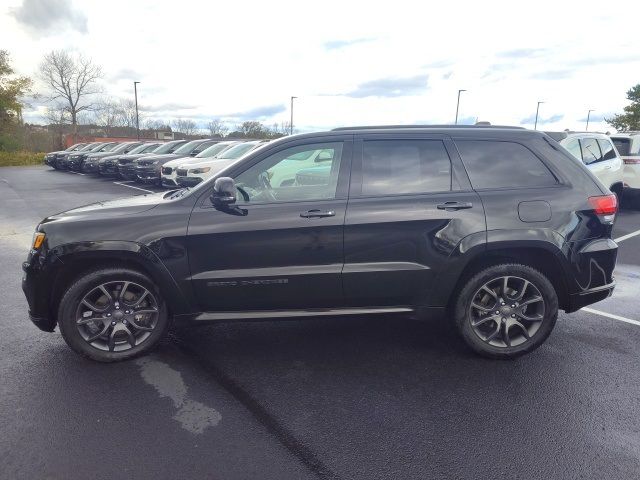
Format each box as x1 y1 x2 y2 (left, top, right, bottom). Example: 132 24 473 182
588 194 618 215
623 158 640 165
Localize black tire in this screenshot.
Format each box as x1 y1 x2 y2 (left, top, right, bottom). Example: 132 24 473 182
454 263 558 359
57 268 170 362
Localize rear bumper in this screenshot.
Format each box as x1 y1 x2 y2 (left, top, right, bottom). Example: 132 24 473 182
567 281 615 313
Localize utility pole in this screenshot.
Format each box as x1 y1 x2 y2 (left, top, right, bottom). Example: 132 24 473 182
586 109 595 131
534 101 544 130
455 89 466 125
134 81 141 140
290 96 297 135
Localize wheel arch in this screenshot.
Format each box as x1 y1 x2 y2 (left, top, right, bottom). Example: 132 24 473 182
444 241 571 312
48 241 192 324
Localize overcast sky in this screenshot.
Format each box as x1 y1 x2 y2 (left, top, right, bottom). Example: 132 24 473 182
1 0 639 133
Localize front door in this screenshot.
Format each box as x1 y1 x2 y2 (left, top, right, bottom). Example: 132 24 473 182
343 134 485 307
187 138 352 312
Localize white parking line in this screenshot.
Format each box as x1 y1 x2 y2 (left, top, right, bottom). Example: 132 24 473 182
113 181 154 194
582 307 640 327
614 229 640 243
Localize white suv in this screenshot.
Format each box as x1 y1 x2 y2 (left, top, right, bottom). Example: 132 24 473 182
610 133 640 193
161 141 239 187
176 140 269 187
549 131 624 197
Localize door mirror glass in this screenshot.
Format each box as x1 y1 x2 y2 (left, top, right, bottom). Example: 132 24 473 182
211 177 236 206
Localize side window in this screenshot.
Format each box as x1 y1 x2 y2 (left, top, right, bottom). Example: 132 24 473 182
456 140 557 189
581 138 602 165
360 140 453 196
611 138 630 156
233 142 343 204
564 139 583 161
597 139 617 161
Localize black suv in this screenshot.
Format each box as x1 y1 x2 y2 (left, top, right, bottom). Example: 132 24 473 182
22 126 618 362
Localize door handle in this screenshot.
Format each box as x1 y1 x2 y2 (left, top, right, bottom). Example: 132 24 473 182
436 201 473 211
300 209 335 218
604 165 612 169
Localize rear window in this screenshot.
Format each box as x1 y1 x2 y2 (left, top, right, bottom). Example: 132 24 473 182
361 140 453 195
597 139 617 161
581 138 602 164
456 140 557 189
611 137 633 156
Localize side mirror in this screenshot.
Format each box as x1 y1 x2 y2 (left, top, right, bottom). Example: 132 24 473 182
211 177 236 206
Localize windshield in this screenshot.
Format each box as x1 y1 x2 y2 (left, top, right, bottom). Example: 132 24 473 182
111 142 135 154
153 141 185 154
127 143 151 155
80 143 100 151
218 142 260 159
173 140 206 155
66 143 85 151
195 142 235 158
98 143 117 152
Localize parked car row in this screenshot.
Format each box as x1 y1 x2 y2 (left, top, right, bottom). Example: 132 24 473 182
545 131 640 201
44 138 270 187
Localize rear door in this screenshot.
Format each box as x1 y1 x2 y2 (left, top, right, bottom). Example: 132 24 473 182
342 134 485 307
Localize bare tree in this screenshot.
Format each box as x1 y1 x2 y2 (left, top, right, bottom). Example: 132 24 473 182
144 119 171 131
207 119 228 137
94 98 120 133
39 50 102 134
172 118 198 136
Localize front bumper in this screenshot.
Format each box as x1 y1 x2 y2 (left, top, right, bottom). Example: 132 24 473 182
22 259 56 332
82 162 100 173
176 176 203 187
135 166 160 183
98 163 119 176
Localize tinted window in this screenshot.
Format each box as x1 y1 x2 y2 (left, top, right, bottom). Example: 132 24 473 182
361 140 452 196
611 137 631 156
456 140 556 189
597 139 617 161
581 138 602 164
191 140 217 155
563 139 582 160
234 143 343 204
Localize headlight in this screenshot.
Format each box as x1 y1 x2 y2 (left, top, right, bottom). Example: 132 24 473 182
31 232 46 250
189 167 211 174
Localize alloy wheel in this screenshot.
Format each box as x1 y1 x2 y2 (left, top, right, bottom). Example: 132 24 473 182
468 276 545 348
75 281 159 352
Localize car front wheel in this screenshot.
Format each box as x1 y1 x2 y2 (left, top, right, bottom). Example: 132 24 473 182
454 263 558 359
57 268 170 362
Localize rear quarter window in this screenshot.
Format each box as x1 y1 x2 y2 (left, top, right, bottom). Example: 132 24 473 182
597 139 617 161
455 140 557 189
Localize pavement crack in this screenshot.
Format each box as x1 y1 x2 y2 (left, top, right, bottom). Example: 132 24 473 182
173 339 343 480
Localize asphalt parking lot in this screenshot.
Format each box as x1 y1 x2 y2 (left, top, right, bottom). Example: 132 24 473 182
1 166 640 480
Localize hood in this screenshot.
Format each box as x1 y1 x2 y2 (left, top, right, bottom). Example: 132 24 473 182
42 192 167 225
137 153 180 166
163 156 193 168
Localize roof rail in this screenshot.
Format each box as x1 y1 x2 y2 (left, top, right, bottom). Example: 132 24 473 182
331 124 526 131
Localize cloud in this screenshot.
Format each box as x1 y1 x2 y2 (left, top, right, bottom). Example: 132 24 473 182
498 48 547 58
578 113 607 123
228 104 287 120
345 75 429 98
519 113 564 125
144 102 199 112
10 0 88 34
569 54 640 67
324 38 374 50
530 69 574 80
108 68 141 82
456 116 477 125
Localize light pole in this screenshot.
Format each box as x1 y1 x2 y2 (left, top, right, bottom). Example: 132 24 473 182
455 89 466 125
586 109 595 131
290 96 297 135
534 101 544 130
134 81 140 140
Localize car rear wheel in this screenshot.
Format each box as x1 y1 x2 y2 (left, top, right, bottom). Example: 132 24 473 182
454 264 558 359
57 268 170 362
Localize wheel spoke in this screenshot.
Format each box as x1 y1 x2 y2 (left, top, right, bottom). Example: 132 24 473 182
519 296 543 308
471 315 498 328
510 319 530 339
123 325 137 348
502 276 510 297
77 316 108 325
81 298 107 313
119 282 131 301
133 308 157 315
471 302 493 313
481 285 498 300
514 280 530 301
129 319 154 332
107 328 117 352
502 324 511 347
98 285 114 306
87 324 111 343
518 311 544 322
485 324 501 342
132 290 149 307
